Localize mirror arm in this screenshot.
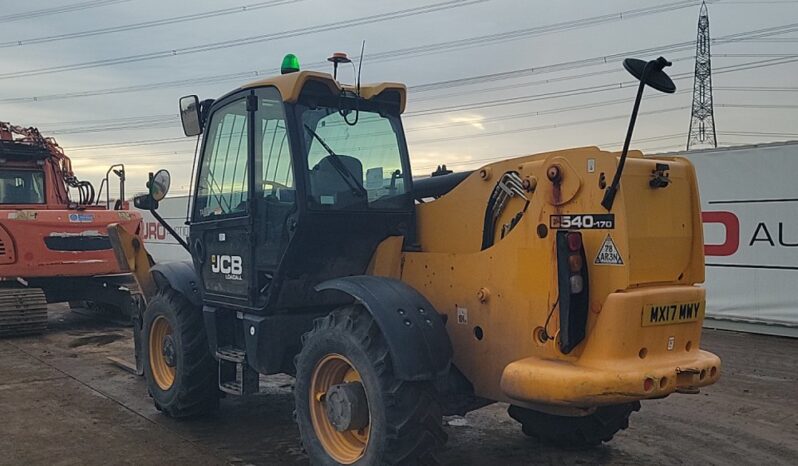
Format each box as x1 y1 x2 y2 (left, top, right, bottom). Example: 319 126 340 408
150 207 190 252
601 61 655 211
601 73 647 211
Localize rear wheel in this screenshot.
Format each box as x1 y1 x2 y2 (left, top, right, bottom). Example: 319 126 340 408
294 305 446 465
508 402 640 448
143 287 218 418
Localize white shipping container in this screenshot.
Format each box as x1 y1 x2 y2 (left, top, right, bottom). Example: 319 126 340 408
672 141 798 337
137 195 191 263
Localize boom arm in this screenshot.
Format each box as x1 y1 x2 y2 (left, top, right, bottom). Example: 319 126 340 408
107 223 156 302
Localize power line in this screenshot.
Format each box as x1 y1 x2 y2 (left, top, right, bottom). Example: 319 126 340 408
716 86 798 92
67 137 190 151
0 0 490 81
411 134 689 173
54 50 798 152
3 12 796 104
44 80 681 136
0 1 698 104
409 107 690 146
68 98 798 165
718 131 798 137
738 37 798 42
717 103 798 109
63 99 798 153
0 0 128 24
43 50 798 134
0 0 302 49
46 53 798 142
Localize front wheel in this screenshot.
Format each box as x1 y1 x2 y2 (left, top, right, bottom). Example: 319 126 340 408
508 402 640 448
143 287 218 418
294 305 446 465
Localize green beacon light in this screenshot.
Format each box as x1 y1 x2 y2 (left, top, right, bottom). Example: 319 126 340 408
281 53 300 74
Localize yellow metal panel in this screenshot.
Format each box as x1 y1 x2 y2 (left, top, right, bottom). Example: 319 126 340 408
399 146 713 405
107 223 155 302
365 236 404 279
238 71 407 112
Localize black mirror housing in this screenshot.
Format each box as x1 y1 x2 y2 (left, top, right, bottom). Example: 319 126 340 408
179 95 203 136
134 193 158 210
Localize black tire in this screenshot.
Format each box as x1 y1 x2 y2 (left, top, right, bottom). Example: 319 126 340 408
294 305 446 465
508 402 640 448
142 287 218 418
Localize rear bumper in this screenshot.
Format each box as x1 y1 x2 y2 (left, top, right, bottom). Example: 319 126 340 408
500 285 722 407
501 349 720 407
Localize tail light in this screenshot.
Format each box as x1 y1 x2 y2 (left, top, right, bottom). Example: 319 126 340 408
567 232 582 251
556 231 589 354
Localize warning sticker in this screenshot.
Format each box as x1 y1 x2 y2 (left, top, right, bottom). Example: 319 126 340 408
594 235 623 265
456 307 468 324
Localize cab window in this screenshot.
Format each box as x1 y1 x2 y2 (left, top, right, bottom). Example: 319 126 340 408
254 87 296 271
301 102 408 210
0 169 45 204
257 88 293 199
194 99 249 219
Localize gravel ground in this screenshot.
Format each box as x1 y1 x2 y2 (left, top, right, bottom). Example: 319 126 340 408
1 304 796 465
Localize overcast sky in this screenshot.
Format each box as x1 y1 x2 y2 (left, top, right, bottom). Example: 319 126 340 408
1 0 796 197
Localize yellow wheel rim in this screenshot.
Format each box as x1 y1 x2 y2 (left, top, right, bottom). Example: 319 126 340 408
310 354 370 464
149 316 176 391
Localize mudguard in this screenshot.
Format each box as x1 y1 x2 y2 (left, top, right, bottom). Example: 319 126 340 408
316 275 452 381
151 261 202 307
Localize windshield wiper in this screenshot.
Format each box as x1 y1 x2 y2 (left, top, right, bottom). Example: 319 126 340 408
304 124 367 197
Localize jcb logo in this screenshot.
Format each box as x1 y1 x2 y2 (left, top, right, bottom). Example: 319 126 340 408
210 254 243 280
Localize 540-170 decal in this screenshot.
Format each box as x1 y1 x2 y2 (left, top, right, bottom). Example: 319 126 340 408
550 214 615 229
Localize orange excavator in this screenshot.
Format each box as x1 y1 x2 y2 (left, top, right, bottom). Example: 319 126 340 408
0 122 142 337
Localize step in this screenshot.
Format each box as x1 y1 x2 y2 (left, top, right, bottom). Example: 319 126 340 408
216 346 246 363
219 380 244 396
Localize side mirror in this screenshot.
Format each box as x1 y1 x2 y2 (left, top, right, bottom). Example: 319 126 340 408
623 57 676 94
133 193 156 210
150 169 171 201
179 95 202 136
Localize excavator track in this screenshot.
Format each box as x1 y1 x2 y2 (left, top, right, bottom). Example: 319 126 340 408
0 288 48 337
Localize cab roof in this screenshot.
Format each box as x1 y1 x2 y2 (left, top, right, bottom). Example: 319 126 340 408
238 70 408 113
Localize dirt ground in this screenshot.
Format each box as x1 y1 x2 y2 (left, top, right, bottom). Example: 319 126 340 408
1 304 797 465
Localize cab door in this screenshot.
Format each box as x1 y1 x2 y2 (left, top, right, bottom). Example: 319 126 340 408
190 92 254 308
251 87 298 308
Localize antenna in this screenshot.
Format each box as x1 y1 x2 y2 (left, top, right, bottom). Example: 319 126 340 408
687 1 718 150
356 40 365 95
327 52 351 80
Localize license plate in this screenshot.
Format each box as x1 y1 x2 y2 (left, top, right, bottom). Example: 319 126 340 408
642 301 704 327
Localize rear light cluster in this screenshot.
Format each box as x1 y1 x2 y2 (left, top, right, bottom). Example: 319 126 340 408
555 230 590 354
566 232 585 294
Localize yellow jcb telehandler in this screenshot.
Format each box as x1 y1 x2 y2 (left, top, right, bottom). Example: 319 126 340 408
110 53 720 464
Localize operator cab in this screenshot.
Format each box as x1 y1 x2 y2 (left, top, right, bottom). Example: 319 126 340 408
0 169 45 205
177 57 414 312
0 134 49 206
